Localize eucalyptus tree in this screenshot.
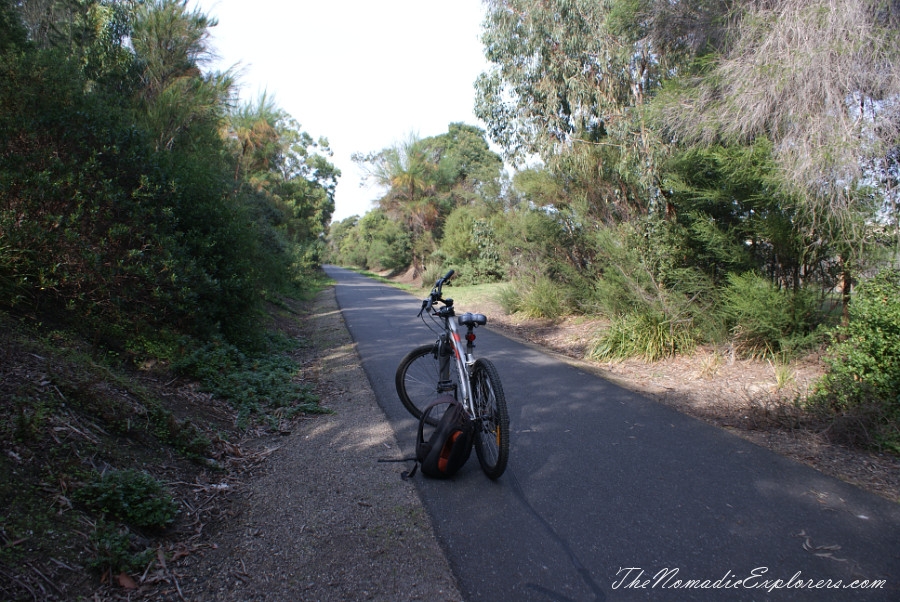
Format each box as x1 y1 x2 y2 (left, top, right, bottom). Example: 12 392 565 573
475 0 732 197
654 0 900 315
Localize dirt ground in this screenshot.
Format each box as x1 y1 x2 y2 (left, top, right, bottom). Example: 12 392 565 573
157 288 463 601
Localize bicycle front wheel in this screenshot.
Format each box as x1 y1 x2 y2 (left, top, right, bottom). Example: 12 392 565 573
395 343 460 426
471 358 509 479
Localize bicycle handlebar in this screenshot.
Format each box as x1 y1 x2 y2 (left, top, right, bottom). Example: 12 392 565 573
435 269 455 289
417 269 455 316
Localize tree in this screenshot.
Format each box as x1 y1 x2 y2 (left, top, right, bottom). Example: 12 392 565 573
353 126 502 276
654 0 900 316
354 134 443 263
0 0 335 346
422 123 503 205
474 0 730 195
657 0 900 214
131 0 234 151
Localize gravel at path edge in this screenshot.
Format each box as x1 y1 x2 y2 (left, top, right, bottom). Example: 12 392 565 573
183 287 462 601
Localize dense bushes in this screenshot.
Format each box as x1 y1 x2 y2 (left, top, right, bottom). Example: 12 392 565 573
0 1 334 349
719 272 822 357
813 269 900 451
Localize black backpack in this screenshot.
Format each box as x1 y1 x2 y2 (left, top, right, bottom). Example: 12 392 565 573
414 395 474 479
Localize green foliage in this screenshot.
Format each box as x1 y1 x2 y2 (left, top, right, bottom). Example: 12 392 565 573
719 272 821 357
74 469 178 529
588 311 698 363
514 276 573 319
0 0 27 51
172 335 325 426
0 0 335 352
813 269 900 451
442 206 480 262
87 519 155 574
438 207 504 284
662 141 828 289
360 211 412 272
349 125 503 274
495 283 522 315
585 221 719 354
326 210 412 272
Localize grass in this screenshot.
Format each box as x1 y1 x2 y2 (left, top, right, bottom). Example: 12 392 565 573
434 281 507 311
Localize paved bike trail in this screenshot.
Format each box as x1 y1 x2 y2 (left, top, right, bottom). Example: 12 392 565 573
324 266 900 601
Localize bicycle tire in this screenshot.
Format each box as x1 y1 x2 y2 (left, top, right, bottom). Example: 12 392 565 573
471 358 510 479
395 343 460 426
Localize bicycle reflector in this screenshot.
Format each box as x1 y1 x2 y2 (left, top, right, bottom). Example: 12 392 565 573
466 332 476 342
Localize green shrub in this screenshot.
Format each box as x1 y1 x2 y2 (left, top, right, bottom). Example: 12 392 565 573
519 276 571 319
88 519 155 574
74 469 178 529
719 272 819 357
441 206 480 262
812 269 900 452
494 276 571 319
496 283 522 315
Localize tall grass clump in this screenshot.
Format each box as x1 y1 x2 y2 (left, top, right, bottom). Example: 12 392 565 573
586 223 716 361
588 310 698 362
495 275 573 319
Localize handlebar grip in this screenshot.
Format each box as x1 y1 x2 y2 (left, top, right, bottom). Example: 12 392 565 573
434 270 456 290
434 269 455 289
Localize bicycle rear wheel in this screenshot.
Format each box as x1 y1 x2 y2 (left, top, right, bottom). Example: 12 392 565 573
471 358 509 479
395 343 460 426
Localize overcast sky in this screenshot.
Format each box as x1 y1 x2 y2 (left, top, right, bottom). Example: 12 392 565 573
190 0 492 222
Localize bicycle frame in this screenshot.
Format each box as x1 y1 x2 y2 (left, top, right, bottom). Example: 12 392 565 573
433 308 476 417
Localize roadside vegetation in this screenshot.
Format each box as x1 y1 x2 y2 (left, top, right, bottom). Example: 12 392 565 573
1 0 334 596
328 0 900 455
2 0 899 597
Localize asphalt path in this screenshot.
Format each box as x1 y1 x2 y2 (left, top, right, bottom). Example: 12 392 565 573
324 266 900 601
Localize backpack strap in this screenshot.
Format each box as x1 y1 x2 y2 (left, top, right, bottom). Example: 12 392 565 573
377 456 418 477
377 399 452 481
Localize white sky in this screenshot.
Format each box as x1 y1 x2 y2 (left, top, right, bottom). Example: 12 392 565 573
191 0 492 222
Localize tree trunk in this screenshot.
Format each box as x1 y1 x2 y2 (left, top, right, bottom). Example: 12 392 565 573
840 254 852 327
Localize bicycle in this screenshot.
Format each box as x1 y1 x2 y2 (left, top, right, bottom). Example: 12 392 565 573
395 269 510 479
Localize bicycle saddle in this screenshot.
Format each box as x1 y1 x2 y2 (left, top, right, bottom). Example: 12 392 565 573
458 312 487 327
